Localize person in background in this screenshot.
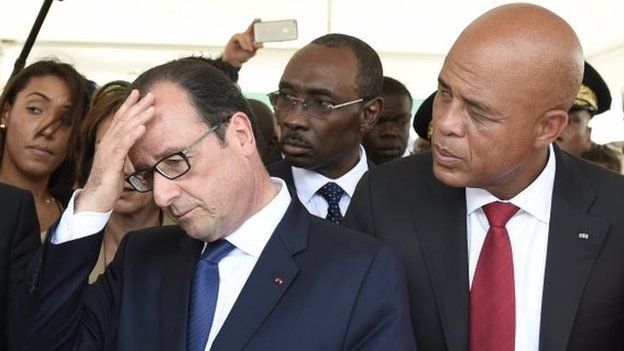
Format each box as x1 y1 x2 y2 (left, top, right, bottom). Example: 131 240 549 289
0 183 39 351
76 80 170 283
581 142 623 173
411 91 435 153
187 19 263 85
556 61 612 157
267 33 383 224
0 60 89 239
346 3 624 350
363 76 412 165
247 98 282 166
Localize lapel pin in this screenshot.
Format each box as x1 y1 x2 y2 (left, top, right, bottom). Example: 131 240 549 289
578 233 590 240
274 276 284 285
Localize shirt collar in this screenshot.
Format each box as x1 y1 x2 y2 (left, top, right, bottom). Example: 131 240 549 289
291 145 369 204
224 177 291 258
465 144 556 224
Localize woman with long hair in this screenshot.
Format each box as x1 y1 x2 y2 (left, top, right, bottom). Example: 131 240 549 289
0 60 89 238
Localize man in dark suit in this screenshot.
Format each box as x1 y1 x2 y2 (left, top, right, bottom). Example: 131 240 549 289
0 183 39 351
19 59 415 350
345 4 624 351
266 33 383 224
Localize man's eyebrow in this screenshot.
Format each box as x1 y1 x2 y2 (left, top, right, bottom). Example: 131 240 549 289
153 147 184 161
437 77 450 90
464 97 493 114
437 77 492 114
278 82 335 98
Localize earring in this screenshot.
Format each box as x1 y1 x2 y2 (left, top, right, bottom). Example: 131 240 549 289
0 123 5 131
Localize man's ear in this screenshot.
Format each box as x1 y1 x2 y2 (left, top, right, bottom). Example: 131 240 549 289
534 109 568 149
360 96 383 133
229 112 257 155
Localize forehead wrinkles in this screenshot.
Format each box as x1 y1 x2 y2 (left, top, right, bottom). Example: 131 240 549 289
442 53 495 103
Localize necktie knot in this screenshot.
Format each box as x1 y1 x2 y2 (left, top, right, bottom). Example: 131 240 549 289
200 240 235 265
317 182 345 224
317 182 345 205
483 201 519 228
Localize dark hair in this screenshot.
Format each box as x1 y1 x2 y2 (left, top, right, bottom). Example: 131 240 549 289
0 59 89 202
311 33 383 99
129 58 257 143
184 55 240 83
382 76 413 107
76 80 130 186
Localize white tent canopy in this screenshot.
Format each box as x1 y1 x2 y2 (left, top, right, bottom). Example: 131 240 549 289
2 0 623 142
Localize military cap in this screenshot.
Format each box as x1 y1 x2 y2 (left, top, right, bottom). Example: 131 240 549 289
413 91 435 140
573 61 612 116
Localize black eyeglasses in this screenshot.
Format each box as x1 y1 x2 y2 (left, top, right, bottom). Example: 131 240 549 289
125 124 219 192
267 91 366 118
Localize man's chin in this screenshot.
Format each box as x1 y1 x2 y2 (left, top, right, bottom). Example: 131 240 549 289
432 164 469 188
284 154 317 169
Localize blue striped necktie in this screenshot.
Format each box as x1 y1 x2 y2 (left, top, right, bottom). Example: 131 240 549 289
186 239 235 351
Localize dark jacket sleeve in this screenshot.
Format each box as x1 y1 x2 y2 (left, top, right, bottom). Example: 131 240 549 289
5 189 40 351
19 228 127 351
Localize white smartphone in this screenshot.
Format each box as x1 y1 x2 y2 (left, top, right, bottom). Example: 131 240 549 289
253 20 298 43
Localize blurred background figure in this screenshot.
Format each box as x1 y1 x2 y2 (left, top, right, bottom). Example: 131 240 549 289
76 80 169 283
581 142 623 173
248 98 282 166
556 61 612 157
0 60 89 239
411 91 434 153
363 76 412 165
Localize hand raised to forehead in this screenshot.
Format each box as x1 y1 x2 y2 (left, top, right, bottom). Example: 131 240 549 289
76 89 155 213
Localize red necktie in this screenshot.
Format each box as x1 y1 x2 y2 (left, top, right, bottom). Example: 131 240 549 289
469 202 519 351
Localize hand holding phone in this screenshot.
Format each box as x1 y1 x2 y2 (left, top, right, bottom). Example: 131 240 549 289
253 20 298 43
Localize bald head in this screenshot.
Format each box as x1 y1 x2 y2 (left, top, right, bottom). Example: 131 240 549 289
451 3 583 112
431 4 585 199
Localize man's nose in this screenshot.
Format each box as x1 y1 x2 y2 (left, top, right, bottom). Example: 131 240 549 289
432 100 465 138
278 103 309 130
152 173 180 208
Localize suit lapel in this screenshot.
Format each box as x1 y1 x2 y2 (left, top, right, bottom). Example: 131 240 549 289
539 150 609 351
413 167 470 351
211 200 307 350
159 233 203 351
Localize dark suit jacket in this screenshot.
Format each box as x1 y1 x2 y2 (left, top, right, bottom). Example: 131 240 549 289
20 199 416 350
344 148 624 351
0 183 40 351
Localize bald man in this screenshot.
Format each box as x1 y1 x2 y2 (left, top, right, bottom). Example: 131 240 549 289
345 4 624 351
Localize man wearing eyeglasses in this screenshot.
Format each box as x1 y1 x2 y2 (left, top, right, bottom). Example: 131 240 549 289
17 59 416 350
266 33 383 225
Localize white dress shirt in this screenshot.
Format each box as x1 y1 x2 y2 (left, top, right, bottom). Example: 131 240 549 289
51 178 291 351
291 145 369 218
466 144 556 351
